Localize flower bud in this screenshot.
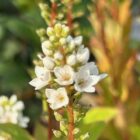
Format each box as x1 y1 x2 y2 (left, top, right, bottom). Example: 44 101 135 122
54 112 63 121
54 51 63 60
80 133 90 140
76 46 89 64
42 40 52 49
53 130 62 138
54 23 62 34
47 27 54 36
43 57 55 70
66 54 77 66
69 40 75 51
61 26 70 37
74 128 80 134
49 36 56 42
74 36 83 46
36 28 46 37
59 37 66 45
39 3 48 11
60 120 67 132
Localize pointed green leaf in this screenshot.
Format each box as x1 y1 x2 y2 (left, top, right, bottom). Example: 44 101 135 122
83 107 118 124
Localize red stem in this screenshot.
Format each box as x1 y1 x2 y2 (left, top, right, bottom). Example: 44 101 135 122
51 2 57 26
67 99 74 140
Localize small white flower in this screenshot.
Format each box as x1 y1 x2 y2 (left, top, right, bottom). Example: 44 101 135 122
74 69 96 92
43 56 55 70
42 40 53 56
54 65 75 85
45 88 69 110
74 63 107 92
76 45 89 64
66 54 77 66
29 66 51 90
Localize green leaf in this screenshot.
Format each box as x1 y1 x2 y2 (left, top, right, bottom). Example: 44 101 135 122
34 122 47 140
76 122 106 140
0 123 33 140
83 107 118 124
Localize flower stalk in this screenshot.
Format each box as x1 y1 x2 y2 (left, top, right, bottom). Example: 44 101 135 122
67 98 74 140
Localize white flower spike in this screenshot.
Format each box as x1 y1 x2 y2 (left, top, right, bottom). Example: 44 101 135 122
45 88 69 110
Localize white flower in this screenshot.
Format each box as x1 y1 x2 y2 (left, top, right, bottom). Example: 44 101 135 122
74 69 96 92
74 63 107 92
45 88 69 110
0 95 29 128
42 40 53 56
54 65 75 85
29 66 51 90
76 45 89 64
66 54 77 66
43 56 55 70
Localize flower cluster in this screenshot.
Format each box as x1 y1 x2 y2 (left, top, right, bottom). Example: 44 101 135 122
29 23 107 110
0 95 29 128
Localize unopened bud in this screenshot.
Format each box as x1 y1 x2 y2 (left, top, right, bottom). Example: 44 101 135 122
36 28 46 37
49 36 56 42
61 26 70 37
59 37 66 45
66 54 77 66
54 51 63 60
39 3 48 11
54 23 62 34
54 112 63 121
74 128 80 134
53 130 62 138
47 27 54 36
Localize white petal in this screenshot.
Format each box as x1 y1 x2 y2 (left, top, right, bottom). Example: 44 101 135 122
74 36 83 46
54 67 63 79
43 57 55 70
42 41 53 56
12 101 24 111
0 96 8 105
77 47 89 64
80 62 98 75
35 66 45 77
10 95 17 104
99 73 108 80
66 54 77 66
84 86 95 93
66 35 73 43
90 75 101 85
54 65 74 86
45 89 57 98
29 78 48 90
